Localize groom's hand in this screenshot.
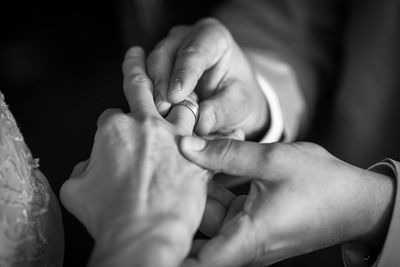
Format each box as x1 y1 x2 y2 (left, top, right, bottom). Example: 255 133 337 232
179 137 394 267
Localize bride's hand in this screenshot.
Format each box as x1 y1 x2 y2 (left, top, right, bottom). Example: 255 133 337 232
60 47 210 267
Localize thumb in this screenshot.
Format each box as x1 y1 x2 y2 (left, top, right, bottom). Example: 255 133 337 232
180 136 268 178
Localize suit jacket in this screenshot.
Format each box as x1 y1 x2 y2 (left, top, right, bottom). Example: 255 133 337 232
212 0 400 266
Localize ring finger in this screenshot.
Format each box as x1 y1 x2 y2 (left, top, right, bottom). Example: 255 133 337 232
166 92 199 135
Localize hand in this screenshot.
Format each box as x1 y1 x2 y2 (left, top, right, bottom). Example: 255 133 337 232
146 18 269 139
179 137 395 266
60 47 211 267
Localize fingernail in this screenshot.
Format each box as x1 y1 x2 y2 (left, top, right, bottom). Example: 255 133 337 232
189 92 199 102
182 136 207 152
155 96 170 115
203 111 215 134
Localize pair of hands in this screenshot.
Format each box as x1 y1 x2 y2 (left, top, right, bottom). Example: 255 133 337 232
60 19 394 267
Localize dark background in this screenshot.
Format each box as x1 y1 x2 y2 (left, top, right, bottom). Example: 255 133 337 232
0 1 342 266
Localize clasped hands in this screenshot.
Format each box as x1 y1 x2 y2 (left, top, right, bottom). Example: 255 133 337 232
60 19 394 267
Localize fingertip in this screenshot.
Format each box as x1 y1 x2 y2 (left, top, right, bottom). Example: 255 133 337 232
158 102 172 116
154 94 171 116
195 110 215 136
168 91 185 104
125 46 145 59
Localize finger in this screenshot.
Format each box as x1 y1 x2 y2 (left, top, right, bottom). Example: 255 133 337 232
180 136 269 178
202 129 245 142
207 181 236 207
214 173 252 189
122 46 159 118
202 131 242 141
166 93 198 135
195 83 248 136
222 196 246 224
168 19 231 103
200 197 226 237
189 239 208 258
200 183 235 237
147 26 189 115
183 212 257 267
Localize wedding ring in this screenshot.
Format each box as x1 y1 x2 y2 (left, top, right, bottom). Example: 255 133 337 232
172 98 199 122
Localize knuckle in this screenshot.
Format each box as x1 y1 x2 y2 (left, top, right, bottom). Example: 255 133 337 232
125 74 152 88
99 113 139 154
130 105 155 122
102 112 132 132
259 143 282 168
60 179 78 209
141 116 164 132
259 143 301 175
292 142 331 158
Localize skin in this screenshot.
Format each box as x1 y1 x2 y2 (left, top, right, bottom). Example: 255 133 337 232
146 18 269 140
60 47 243 267
178 137 395 267
59 20 394 266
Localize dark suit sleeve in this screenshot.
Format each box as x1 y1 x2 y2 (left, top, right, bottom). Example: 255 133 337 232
341 159 400 267
374 160 400 266
213 0 344 136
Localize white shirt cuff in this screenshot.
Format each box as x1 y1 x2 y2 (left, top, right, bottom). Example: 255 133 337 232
255 72 284 143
